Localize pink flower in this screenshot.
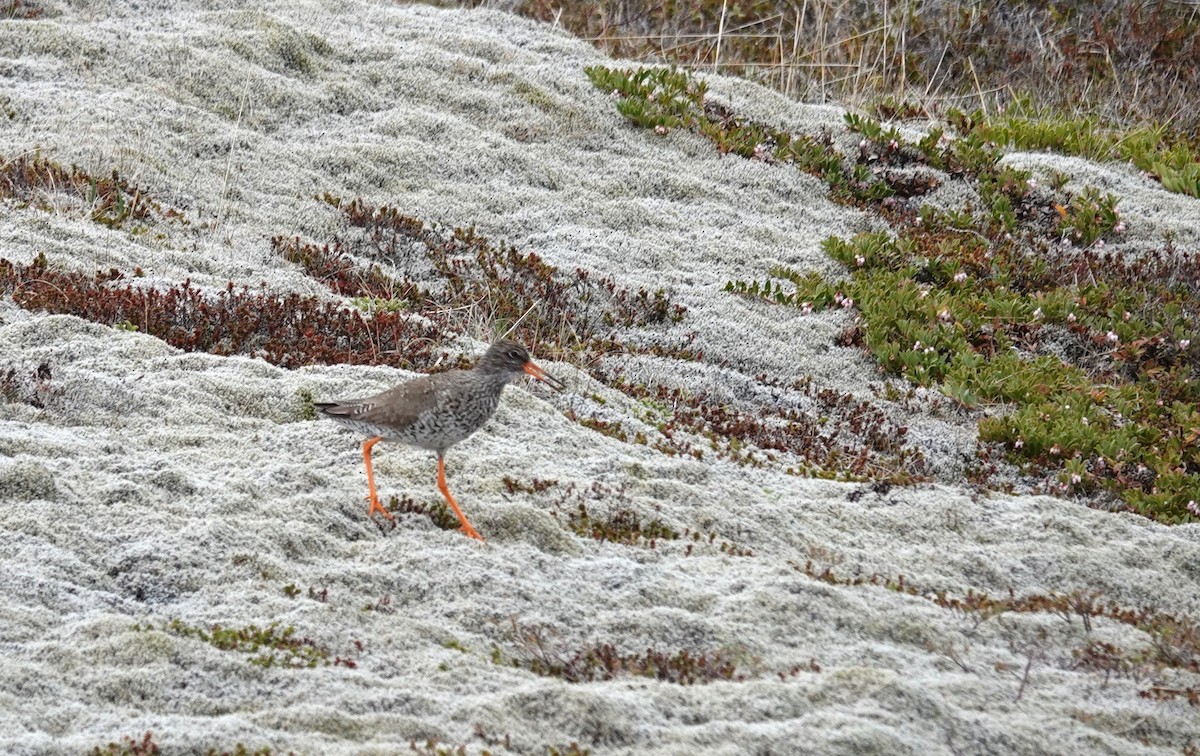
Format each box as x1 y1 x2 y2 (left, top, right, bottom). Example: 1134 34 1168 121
801 301 813 315
1070 473 1082 485
1014 439 1024 450
1106 331 1119 344
1032 307 1043 320
1067 313 1077 323
953 271 967 283
1114 221 1126 234
1181 339 1191 349
654 125 668 135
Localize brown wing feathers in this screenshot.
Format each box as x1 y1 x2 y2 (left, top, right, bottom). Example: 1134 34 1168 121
316 372 448 430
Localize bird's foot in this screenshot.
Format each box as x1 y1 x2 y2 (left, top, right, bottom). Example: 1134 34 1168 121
367 495 396 522
459 523 485 542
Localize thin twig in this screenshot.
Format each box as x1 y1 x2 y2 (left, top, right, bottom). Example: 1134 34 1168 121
966 56 987 116
714 0 728 74
501 301 540 341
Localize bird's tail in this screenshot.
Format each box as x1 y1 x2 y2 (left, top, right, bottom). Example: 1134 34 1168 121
314 401 356 418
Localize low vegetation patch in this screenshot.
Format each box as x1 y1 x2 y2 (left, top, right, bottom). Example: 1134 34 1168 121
281 583 328 602
89 732 293 755
955 94 1200 198
143 619 356 669
494 620 744 684
587 66 885 204
386 493 460 532
90 733 160 756
1 0 42 19
796 560 1200 707
599 370 928 485
276 197 692 364
0 254 443 371
547 480 678 547
547 479 752 556
561 502 679 546
410 738 590 756
501 476 558 495
734 225 1200 521
0 360 57 409
1 152 183 229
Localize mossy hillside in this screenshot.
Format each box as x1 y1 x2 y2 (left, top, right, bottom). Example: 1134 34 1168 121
590 64 1200 523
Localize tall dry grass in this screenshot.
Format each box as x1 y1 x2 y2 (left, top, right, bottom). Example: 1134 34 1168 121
467 0 1200 137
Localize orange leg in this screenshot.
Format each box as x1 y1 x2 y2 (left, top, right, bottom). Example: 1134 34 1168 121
362 437 395 521
437 455 483 541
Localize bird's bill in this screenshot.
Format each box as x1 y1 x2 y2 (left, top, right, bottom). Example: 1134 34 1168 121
523 361 565 391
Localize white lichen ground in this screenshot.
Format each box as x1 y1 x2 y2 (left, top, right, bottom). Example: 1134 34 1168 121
0 1 1198 754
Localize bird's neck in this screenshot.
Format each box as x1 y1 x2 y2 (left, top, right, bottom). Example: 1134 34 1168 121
476 369 516 393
